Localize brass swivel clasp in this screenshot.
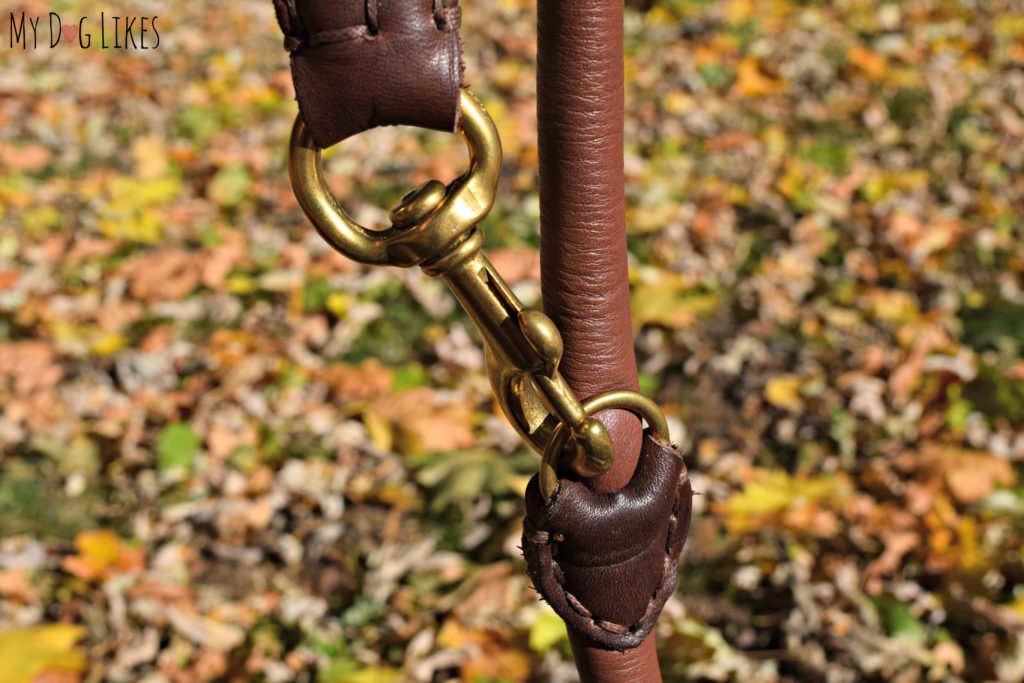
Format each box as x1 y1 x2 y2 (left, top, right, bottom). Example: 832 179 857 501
288 90 615 479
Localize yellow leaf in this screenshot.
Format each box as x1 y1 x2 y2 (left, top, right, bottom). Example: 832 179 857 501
765 375 804 411
866 289 920 323
328 667 400 683
325 292 351 318
77 530 120 575
632 275 720 329
62 530 142 582
529 607 568 654
90 333 125 357
734 58 785 97
0 625 87 683
715 470 853 535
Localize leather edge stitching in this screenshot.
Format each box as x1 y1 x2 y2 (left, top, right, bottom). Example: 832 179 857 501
528 464 691 639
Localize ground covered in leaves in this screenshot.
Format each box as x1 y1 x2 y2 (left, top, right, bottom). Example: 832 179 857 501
2 0 1024 681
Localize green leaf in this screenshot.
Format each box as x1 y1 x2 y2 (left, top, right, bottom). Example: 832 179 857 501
208 163 252 208
156 422 200 473
873 597 927 643
528 608 568 654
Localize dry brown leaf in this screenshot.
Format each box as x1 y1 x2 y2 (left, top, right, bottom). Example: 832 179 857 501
201 241 246 290
913 443 1016 505
320 359 394 401
0 569 37 602
122 249 202 302
0 141 53 172
367 388 475 454
945 453 1015 504
866 531 919 578
0 341 63 394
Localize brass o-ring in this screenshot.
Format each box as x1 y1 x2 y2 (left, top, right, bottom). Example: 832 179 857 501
538 390 670 501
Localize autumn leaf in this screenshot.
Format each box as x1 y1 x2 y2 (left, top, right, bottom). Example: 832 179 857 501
632 274 720 329
715 470 853 536
734 57 786 97
765 375 804 412
61 530 143 582
365 388 475 454
0 625 87 683
847 45 887 81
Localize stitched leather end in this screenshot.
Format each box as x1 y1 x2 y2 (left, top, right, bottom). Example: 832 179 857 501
523 433 692 650
273 0 463 148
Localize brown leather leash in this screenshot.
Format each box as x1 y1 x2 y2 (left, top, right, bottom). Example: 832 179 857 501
273 2 691 680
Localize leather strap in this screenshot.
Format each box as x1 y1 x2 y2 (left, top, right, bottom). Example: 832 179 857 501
537 0 643 494
273 0 462 147
523 434 692 650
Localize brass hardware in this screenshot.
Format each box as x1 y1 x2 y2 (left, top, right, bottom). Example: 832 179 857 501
288 89 615 479
538 390 670 501
289 89 502 268
389 180 447 228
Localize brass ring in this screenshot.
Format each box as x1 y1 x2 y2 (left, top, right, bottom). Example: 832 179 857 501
539 390 670 501
287 89 502 268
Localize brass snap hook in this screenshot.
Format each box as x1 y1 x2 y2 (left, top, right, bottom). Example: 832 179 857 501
287 89 502 268
287 89 617 483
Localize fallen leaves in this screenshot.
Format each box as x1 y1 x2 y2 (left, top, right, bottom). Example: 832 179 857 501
0 341 63 394
1 0 1024 681
913 443 1016 506
715 470 854 536
632 274 720 329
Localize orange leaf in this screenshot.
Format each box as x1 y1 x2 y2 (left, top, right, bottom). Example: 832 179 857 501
734 58 785 97
62 531 142 582
847 45 887 81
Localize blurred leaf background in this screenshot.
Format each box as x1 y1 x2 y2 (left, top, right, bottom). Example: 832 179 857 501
2 0 1024 681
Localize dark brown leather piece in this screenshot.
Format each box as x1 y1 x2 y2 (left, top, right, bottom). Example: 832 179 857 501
273 0 463 148
537 0 643 494
523 434 692 651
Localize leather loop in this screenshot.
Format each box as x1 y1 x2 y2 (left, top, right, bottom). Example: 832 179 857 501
273 0 463 148
523 434 692 651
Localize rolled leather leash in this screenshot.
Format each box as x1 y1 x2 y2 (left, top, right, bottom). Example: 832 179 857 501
528 0 691 678
537 0 644 493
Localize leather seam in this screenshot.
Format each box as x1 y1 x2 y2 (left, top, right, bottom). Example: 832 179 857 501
535 471 685 636
293 2 459 50
365 0 379 35
306 25 373 48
